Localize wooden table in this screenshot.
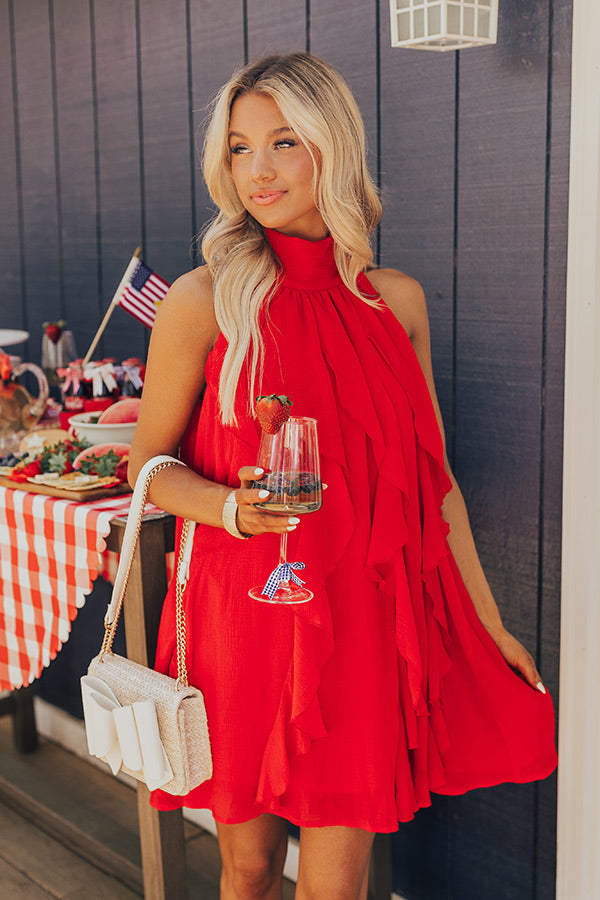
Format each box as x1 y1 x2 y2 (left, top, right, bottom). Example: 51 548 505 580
0 498 187 900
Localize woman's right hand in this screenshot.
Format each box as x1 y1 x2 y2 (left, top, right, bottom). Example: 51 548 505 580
234 466 300 536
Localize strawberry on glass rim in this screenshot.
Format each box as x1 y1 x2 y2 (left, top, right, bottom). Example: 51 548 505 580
43 320 66 344
255 394 293 434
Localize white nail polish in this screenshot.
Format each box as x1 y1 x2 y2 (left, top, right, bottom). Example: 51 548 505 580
288 517 300 524
536 681 546 694
258 489 270 499
254 467 264 476
287 525 297 532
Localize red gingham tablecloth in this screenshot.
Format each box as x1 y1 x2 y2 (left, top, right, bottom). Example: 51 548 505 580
0 485 169 692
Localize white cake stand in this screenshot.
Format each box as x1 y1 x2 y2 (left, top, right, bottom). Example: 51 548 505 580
0 329 29 347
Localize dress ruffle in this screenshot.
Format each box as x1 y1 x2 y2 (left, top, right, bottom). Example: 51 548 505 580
150 229 556 829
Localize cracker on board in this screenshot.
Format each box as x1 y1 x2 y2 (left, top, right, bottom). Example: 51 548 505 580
27 472 118 491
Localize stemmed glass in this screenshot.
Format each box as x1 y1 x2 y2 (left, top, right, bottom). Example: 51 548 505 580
42 330 78 385
248 416 322 604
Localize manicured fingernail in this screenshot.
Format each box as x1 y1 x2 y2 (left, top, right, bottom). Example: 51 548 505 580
322 483 328 490
288 517 300 524
287 525 297 532
536 681 546 694
254 467 264 476
258 489 270 499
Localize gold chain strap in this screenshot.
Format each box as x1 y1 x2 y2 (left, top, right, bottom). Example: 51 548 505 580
175 518 190 688
100 460 191 688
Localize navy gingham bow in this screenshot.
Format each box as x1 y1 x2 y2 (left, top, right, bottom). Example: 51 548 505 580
261 561 307 601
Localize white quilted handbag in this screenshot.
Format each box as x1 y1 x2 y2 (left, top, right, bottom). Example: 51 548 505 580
81 455 212 794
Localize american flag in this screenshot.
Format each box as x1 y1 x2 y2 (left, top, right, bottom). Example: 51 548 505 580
118 259 170 328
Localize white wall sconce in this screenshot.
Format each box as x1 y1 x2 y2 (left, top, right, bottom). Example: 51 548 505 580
390 0 499 51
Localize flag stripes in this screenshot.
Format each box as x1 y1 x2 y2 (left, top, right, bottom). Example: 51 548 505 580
117 260 170 328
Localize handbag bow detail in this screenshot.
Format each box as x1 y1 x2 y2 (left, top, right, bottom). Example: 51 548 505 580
81 673 174 790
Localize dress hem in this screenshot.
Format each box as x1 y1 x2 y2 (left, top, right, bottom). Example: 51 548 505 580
149 756 557 833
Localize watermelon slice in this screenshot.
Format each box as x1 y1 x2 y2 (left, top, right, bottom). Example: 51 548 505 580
98 398 141 424
73 442 131 472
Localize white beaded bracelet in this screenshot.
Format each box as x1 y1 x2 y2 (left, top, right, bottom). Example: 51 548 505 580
222 490 252 540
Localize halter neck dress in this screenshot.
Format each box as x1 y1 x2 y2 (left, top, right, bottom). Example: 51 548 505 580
151 228 557 831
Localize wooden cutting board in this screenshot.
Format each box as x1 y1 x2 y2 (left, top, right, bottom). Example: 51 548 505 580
0 474 132 502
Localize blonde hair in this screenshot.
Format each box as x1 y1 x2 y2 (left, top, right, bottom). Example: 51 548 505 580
201 52 382 424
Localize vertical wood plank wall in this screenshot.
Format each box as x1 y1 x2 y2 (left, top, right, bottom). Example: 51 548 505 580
0 1 570 897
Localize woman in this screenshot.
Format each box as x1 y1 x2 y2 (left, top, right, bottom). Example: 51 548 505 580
129 52 556 900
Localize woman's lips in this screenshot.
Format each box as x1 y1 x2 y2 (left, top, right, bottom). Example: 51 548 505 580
251 191 286 205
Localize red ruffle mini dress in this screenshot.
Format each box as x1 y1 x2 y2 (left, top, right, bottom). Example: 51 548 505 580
151 228 557 831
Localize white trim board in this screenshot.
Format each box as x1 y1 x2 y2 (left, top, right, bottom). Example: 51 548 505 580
556 0 600 896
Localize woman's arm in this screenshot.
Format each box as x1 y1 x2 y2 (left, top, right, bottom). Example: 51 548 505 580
128 267 297 537
368 268 545 692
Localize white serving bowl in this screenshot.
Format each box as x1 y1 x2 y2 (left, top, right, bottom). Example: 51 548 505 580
68 412 137 446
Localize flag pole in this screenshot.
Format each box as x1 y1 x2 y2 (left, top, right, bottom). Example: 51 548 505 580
82 247 142 366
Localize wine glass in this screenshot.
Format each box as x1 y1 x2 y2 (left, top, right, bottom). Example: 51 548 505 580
248 416 322 604
42 330 78 385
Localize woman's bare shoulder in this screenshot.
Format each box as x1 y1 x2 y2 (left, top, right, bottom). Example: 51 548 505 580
155 265 218 337
366 267 427 341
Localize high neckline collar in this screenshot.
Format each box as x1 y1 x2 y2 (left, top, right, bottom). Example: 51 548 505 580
265 228 342 289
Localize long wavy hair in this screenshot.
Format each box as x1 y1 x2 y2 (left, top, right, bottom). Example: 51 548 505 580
201 52 382 424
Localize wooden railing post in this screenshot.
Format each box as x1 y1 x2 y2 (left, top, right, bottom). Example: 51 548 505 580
0 683 38 753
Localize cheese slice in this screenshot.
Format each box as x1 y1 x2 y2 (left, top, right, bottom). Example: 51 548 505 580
27 472 120 491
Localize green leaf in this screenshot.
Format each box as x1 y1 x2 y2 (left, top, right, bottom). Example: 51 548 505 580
45 450 68 475
80 449 120 477
94 450 120 477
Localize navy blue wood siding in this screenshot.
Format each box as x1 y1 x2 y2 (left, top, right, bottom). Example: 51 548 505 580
0 1 570 897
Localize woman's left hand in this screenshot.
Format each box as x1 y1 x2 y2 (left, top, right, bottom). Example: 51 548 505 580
485 624 546 694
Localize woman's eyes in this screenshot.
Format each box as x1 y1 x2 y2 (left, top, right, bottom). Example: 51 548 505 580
230 139 297 155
